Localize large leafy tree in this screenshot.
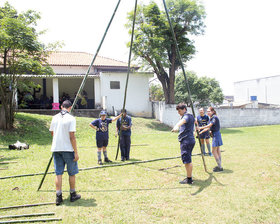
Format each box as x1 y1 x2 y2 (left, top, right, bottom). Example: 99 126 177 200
175 72 224 107
127 0 205 104
149 83 165 101
0 2 54 130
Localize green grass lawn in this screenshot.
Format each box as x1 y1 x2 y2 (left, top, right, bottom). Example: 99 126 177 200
0 113 280 223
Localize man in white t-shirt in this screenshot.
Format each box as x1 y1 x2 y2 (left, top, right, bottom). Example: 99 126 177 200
49 100 81 205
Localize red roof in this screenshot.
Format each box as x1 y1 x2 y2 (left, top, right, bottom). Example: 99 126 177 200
47 51 135 68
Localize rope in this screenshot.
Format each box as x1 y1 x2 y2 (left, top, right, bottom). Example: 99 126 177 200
0 152 214 180
162 0 208 172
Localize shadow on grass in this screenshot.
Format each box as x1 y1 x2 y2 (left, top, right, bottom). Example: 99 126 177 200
145 121 171 132
63 198 97 207
136 164 185 177
221 128 243 135
0 113 52 146
191 170 233 196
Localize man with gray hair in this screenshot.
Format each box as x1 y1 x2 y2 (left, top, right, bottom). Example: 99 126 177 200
49 100 81 205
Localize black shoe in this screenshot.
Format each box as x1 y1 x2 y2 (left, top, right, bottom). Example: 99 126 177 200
126 157 130 161
213 166 223 172
179 178 193 185
121 157 125 162
56 194 63 206
70 191 81 202
98 160 103 165
104 157 112 163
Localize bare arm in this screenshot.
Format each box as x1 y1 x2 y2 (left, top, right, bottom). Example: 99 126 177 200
199 122 213 130
199 127 210 134
70 132 79 162
171 118 186 132
112 113 122 122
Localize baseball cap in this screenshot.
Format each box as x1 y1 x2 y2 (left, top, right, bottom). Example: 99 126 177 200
100 110 107 116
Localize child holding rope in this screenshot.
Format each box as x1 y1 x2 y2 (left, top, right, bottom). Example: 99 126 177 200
90 111 122 165
198 107 223 172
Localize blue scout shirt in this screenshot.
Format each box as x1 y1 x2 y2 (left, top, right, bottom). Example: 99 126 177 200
178 112 195 142
197 114 209 127
117 116 132 136
91 118 112 140
210 115 220 132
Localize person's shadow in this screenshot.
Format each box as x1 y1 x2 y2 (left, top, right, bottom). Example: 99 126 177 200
191 169 233 195
64 198 97 207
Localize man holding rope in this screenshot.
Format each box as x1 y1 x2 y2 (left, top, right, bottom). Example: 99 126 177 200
49 100 81 206
172 103 196 185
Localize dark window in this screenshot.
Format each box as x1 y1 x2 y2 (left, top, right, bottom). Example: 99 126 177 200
110 81 120 89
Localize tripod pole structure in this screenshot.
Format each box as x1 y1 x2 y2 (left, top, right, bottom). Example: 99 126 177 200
162 0 207 172
37 0 123 190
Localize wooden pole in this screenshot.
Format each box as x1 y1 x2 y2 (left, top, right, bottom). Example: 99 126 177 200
162 0 208 172
0 202 55 210
37 0 122 191
0 212 55 219
0 218 61 223
116 0 138 160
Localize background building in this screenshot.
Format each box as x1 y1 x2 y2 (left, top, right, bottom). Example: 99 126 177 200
234 75 280 107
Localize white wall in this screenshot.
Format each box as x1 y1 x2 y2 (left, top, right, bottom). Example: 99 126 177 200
99 72 153 117
153 101 280 128
234 75 280 105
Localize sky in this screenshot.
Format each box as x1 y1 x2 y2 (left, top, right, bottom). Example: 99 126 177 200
3 0 280 95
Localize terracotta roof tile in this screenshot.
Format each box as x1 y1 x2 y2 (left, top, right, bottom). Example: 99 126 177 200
47 51 134 68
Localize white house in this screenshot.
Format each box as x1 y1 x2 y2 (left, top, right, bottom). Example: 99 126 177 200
19 51 153 117
234 75 280 106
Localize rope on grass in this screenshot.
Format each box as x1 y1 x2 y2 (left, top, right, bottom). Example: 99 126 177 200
0 152 215 180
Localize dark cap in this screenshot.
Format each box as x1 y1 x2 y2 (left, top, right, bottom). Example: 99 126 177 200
99 110 107 116
121 109 127 113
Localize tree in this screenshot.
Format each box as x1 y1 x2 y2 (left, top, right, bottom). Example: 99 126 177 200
149 83 165 101
0 2 54 130
127 0 205 104
175 72 224 107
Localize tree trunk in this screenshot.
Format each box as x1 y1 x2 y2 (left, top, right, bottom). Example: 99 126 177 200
0 93 14 130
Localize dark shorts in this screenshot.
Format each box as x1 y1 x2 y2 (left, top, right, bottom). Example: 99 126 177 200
96 139 109 148
199 130 210 139
180 138 195 164
53 152 79 176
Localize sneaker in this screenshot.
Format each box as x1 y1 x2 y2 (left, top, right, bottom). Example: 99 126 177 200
213 166 223 172
179 178 193 185
98 160 103 165
70 191 81 202
121 157 125 162
56 194 63 206
208 152 213 156
104 157 112 163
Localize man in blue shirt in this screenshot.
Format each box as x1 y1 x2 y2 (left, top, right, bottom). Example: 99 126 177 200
196 108 212 156
172 103 195 185
90 111 122 165
116 109 132 161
